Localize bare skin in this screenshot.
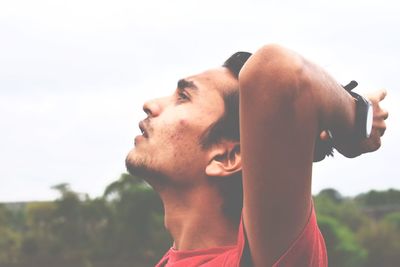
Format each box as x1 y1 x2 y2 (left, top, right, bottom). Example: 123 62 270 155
239 44 388 266
126 68 242 250
126 44 388 266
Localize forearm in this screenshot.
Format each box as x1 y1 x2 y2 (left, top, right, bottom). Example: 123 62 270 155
302 59 357 144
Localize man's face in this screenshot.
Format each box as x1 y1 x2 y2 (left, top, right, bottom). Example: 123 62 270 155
125 67 238 187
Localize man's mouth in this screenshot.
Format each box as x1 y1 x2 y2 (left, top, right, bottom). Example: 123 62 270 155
139 121 149 138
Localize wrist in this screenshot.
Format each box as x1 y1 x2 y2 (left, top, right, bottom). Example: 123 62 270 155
342 80 373 139
340 90 375 158
324 81 373 159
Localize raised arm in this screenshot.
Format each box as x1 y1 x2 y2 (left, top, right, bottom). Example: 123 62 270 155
238 44 387 266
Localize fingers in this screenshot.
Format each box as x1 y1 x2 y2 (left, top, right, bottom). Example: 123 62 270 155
378 121 386 136
378 89 387 101
381 127 386 137
374 108 389 120
357 88 388 154
369 89 389 120
367 89 387 102
372 119 387 136
382 109 389 120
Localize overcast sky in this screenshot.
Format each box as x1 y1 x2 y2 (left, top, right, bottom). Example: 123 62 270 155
0 0 399 202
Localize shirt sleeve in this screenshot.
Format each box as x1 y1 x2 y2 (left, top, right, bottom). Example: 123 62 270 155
272 206 328 267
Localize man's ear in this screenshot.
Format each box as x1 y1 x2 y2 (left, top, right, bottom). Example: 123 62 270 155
205 142 241 177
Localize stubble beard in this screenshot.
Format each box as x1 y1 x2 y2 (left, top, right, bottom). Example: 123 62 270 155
125 152 166 187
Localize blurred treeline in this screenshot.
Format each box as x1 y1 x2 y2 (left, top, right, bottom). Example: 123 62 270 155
1 173 400 267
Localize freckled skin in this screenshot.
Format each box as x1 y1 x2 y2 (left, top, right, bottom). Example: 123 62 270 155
125 67 237 189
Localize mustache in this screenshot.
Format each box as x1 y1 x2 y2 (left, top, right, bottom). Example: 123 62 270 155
140 118 152 137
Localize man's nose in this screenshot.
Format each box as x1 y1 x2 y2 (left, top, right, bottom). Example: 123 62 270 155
142 97 165 117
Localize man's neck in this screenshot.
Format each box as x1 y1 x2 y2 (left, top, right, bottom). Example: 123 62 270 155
159 184 239 251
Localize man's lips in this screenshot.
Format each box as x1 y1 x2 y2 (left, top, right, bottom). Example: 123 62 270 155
139 121 149 138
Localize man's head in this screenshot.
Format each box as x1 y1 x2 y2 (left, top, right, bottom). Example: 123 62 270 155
125 66 241 182
125 52 251 222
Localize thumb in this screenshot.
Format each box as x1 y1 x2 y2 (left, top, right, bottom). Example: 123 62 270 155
319 130 332 141
378 89 388 101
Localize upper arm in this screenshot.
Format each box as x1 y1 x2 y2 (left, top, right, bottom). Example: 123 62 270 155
238 45 319 266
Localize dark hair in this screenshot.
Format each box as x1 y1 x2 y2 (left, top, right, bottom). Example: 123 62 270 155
199 52 251 148
201 88 243 222
199 52 251 222
222 51 252 78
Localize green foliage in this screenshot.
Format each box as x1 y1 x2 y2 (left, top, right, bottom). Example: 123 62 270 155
0 227 21 263
356 188 400 206
0 204 21 263
315 191 369 232
101 173 171 263
356 211 400 267
383 212 400 229
318 188 343 203
316 188 400 267
0 174 170 266
357 220 400 267
1 179 400 266
317 215 367 267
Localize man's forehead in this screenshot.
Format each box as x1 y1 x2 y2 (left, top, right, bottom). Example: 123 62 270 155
183 67 238 94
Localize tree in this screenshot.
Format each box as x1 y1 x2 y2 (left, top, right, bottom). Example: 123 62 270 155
0 204 21 264
317 215 367 267
356 189 400 207
103 173 171 264
318 188 343 203
357 219 400 267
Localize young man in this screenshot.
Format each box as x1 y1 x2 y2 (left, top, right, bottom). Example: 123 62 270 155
125 44 388 267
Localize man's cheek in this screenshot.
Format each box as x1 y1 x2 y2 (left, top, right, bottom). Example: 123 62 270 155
179 118 190 128
170 119 190 141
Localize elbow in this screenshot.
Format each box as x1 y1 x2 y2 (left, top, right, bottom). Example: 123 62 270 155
238 44 308 101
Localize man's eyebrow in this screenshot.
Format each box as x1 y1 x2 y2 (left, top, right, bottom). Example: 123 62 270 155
177 79 198 91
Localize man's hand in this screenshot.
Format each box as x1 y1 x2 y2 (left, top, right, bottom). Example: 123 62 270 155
358 89 389 153
327 89 389 158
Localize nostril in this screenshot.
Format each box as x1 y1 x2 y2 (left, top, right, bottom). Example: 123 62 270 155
143 101 153 116
143 98 163 117
143 106 151 116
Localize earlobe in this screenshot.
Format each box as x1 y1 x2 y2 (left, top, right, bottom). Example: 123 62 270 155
205 143 241 177
205 162 224 176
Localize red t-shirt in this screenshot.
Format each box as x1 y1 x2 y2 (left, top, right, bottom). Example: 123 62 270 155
155 207 327 267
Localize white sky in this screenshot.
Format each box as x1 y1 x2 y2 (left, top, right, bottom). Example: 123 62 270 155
0 0 399 201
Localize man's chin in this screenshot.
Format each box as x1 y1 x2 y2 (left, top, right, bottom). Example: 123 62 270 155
125 155 147 178
124 152 168 188
125 154 157 182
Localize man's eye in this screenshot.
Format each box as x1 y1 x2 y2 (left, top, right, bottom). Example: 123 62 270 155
177 91 190 102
